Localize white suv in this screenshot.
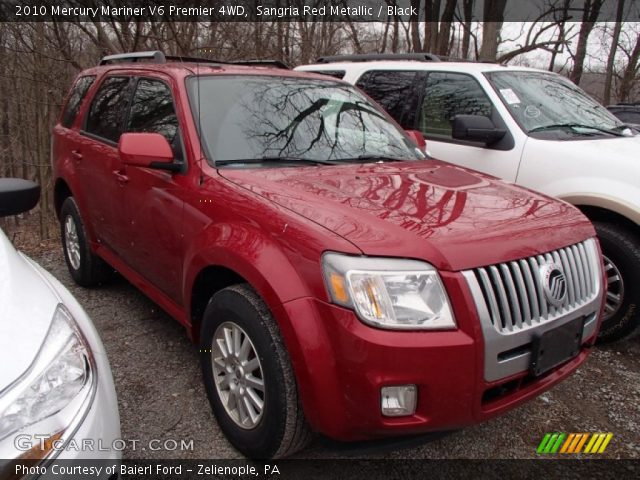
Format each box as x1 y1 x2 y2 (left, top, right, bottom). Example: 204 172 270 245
297 54 640 342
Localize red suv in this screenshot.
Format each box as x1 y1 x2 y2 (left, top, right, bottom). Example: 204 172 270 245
52 51 605 458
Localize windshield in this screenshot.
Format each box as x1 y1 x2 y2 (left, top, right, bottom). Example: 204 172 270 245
485 71 626 138
187 76 421 166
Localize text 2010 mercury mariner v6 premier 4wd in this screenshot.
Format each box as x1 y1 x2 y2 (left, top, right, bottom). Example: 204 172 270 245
51 51 605 458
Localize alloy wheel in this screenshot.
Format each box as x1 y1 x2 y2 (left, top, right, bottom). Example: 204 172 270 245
64 215 81 270
602 255 625 321
211 321 265 429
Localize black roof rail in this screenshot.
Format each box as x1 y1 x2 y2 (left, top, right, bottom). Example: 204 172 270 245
316 53 440 63
165 55 223 64
229 59 289 69
99 51 289 70
99 51 166 65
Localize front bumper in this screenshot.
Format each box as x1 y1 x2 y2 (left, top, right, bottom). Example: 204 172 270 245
278 270 599 441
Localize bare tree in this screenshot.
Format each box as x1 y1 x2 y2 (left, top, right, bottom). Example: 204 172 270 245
570 0 603 85
479 0 507 61
548 0 572 71
617 32 640 102
603 0 626 104
460 0 475 59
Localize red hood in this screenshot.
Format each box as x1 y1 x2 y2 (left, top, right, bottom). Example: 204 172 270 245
219 160 595 271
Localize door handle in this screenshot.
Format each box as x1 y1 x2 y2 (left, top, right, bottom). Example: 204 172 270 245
112 170 128 184
71 150 82 161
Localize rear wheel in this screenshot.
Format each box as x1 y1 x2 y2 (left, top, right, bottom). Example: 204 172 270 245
200 284 311 458
60 197 111 287
595 222 640 342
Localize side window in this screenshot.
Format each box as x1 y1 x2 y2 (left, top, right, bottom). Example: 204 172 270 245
419 72 493 139
85 77 132 143
614 111 640 125
126 79 179 146
61 76 95 128
356 71 418 128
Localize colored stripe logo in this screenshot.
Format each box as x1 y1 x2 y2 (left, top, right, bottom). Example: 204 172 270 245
537 433 613 454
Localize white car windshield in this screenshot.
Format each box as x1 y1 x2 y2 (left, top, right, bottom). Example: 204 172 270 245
485 71 628 138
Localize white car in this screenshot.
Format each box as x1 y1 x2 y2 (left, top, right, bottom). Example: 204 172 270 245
0 179 120 472
297 55 640 342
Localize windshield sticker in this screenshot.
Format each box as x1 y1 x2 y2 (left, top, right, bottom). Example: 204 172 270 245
500 88 521 104
524 105 541 119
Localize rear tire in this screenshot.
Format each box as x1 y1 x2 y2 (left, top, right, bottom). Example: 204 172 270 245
60 197 111 287
200 284 311 458
594 222 640 343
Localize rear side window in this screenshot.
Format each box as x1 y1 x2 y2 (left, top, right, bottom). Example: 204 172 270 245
85 76 132 143
356 71 418 127
61 76 95 128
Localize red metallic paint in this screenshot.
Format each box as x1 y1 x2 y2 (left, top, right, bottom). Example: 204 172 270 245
119 132 174 167
405 129 427 151
52 62 602 443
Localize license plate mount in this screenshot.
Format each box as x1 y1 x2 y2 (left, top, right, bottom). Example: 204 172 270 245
530 317 584 377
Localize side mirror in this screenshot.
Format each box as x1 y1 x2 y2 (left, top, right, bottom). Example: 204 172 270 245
118 133 180 172
405 129 427 151
0 178 40 217
452 115 506 145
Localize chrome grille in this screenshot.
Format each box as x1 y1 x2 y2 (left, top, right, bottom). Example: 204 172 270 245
472 239 600 334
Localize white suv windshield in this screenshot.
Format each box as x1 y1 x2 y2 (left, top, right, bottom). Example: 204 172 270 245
486 71 627 138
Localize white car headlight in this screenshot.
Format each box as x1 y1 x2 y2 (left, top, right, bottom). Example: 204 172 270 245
322 253 456 330
0 304 95 459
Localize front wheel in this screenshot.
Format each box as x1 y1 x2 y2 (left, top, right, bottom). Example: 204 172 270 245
200 284 310 458
595 222 640 343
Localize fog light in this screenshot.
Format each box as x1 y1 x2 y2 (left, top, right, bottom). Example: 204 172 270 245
381 385 417 417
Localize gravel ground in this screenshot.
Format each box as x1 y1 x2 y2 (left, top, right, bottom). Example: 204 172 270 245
33 248 640 460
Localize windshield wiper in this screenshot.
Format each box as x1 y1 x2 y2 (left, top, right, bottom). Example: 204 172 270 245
342 155 406 164
215 156 338 166
529 123 625 137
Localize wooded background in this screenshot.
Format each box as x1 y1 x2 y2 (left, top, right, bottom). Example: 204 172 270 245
1 0 639 242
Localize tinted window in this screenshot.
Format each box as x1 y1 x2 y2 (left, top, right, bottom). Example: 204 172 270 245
61 76 95 128
356 71 418 126
85 77 131 143
127 79 179 143
127 79 182 160
419 72 492 139
188 76 420 165
612 110 640 124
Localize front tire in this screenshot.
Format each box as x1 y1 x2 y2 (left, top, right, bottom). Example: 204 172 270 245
60 197 111 287
595 222 640 342
200 284 310 458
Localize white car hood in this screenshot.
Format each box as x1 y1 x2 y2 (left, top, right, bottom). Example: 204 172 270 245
0 230 58 392
529 133 640 165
